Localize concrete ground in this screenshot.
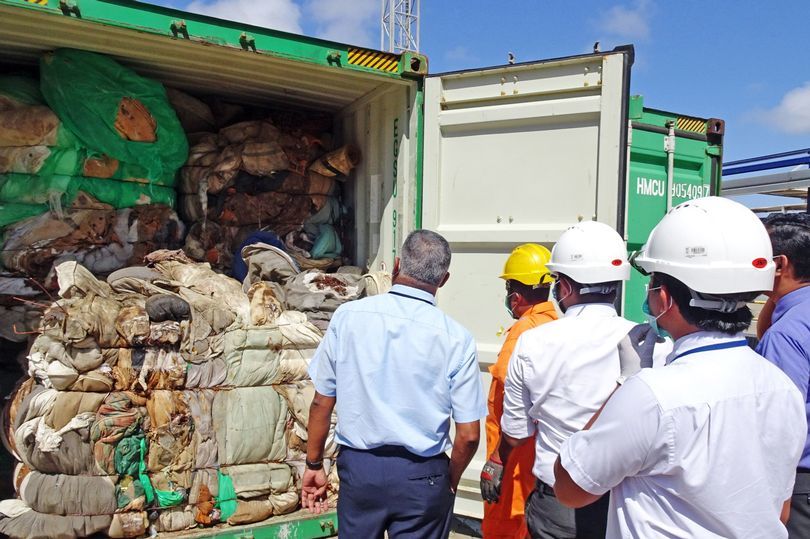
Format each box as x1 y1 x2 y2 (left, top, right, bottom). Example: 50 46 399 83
450 516 483 538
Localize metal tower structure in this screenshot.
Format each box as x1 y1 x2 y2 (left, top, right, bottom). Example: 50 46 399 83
381 0 420 53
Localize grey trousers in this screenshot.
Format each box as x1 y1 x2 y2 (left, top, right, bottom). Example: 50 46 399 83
788 471 810 538
525 480 609 539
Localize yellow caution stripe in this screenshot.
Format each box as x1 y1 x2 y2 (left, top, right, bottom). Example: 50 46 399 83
347 48 400 73
26 0 48 4
676 116 707 134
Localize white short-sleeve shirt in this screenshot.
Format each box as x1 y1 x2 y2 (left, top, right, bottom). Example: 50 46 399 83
561 331 807 539
500 303 671 485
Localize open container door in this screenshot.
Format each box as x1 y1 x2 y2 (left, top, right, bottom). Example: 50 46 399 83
422 47 634 518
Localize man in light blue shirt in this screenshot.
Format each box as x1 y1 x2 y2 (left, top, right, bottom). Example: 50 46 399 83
302 229 487 539
756 212 810 538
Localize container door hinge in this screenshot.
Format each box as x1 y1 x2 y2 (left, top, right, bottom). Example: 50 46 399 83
59 0 81 18
170 20 190 39
327 51 342 66
320 519 337 533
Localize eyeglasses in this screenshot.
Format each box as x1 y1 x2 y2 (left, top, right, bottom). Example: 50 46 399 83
628 250 650 276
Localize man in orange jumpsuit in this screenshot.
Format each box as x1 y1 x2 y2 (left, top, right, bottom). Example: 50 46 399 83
483 244 557 538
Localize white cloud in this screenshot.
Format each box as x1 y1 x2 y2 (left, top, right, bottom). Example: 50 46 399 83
304 0 378 48
756 82 810 135
598 0 651 41
184 0 303 34
444 45 470 63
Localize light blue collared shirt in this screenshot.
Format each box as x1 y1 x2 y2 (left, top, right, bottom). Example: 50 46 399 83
308 284 487 457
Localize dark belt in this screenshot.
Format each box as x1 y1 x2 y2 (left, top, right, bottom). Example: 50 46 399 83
536 479 556 497
795 469 810 493
339 444 447 462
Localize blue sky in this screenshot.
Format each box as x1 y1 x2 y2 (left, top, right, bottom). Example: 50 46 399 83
147 0 809 163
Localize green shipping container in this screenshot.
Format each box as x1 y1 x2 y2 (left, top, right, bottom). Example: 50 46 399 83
623 95 725 322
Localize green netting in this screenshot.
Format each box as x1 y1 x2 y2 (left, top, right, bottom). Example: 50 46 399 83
0 202 48 228
40 49 187 185
215 470 238 520
0 173 175 209
0 146 176 185
0 75 44 107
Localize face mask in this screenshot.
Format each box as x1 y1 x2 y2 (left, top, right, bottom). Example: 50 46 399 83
642 287 672 338
504 292 518 319
550 280 570 315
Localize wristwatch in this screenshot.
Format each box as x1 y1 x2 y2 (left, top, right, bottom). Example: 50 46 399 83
306 458 324 470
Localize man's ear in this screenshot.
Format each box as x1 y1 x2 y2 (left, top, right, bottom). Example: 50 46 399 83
658 284 677 317
393 257 401 277
439 271 450 288
774 255 786 277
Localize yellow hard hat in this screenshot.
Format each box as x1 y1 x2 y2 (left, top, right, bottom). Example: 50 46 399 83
500 243 553 286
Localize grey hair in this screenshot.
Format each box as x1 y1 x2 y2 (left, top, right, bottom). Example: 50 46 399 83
399 229 451 286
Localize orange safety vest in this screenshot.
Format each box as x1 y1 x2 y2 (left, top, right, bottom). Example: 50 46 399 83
483 301 558 539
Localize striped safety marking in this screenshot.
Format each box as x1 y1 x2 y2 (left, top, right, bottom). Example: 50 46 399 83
26 0 48 4
676 116 707 134
347 48 399 73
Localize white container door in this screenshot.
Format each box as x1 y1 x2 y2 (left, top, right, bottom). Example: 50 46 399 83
422 49 633 518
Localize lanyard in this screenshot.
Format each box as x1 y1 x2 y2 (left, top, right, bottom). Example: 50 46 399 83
389 291 435 306
671 339 748 363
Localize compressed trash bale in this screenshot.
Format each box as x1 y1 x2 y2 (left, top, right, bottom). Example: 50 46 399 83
21 471 116 517
247 282 284 326
0 173 176 209
14 416 96 476
217 120 278 145
145 294 191 322
107 511 148 539
213 386 287 465
165 87 216 133
309 144 360 178
154 508 196 532
362 270 393 296
0 75 45 109
223 315 318 387
284 270 364 330
40 48 188 184
0 504 112 539
276 380 338 459
45 392 106 432
2 200 184 276
0 146 175 184
241 141 289 176
0 106 77 147
91 392 145 476
220 462 294 499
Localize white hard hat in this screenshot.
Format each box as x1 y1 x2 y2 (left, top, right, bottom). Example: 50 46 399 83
546 221 630 284
632 196 775 296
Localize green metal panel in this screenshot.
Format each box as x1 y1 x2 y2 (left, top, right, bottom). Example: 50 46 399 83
0 0 427 79
167 511 338 539
623 95 723 322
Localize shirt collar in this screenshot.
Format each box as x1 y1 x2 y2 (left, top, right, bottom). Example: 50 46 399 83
523 301 558 318
389 284 437 305
563 303 617 318
667 330 745 365
773 285 810 324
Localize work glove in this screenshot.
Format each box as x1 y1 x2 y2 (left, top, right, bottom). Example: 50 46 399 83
617 323 657 384
480 457 505 504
